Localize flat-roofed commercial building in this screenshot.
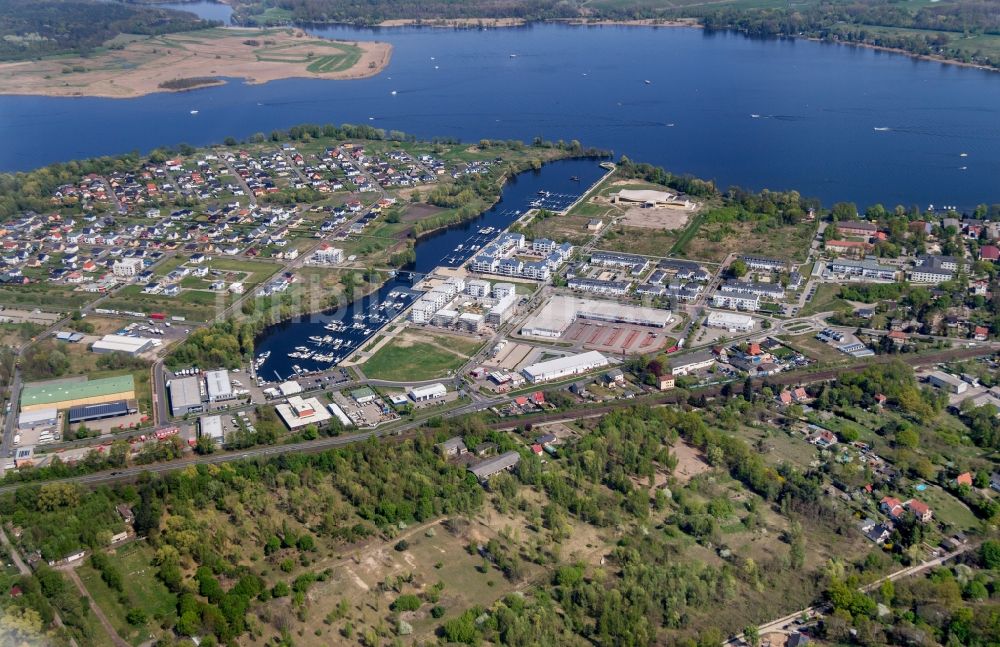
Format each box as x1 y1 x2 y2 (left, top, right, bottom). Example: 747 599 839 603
90 334 153 356
21 375 136 413
205 370 234 402
408 383 447 402
17 408 57 430
927 371 968 394
706 311 755 332
169 376 203 417
68 400 136 424
199 415 224 441
521 351 610 383
276 396 332 429
521 295 672 338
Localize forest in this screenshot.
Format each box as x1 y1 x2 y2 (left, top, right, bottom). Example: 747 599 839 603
0 0 211 60
701 0 1000 69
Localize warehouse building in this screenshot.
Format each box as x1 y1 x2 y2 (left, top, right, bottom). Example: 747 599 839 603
90 334 154 356
17 408 58 430
521 351 610 384
408 383 447 402
68 400 136 424
326 402 353 427
199 415 224 442
927 371 968 394
350 387 379 404
706 311 755 332
276 395 332 429
205 370 235 403
21 375 136 413
169 376 203 417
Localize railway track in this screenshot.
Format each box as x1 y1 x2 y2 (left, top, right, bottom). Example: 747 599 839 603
0 345 991 493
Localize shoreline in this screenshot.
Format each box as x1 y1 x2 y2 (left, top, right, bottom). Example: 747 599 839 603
0 28 392 99
805 35 998 74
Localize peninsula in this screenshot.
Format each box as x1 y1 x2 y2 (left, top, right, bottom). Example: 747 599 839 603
0 27 391 98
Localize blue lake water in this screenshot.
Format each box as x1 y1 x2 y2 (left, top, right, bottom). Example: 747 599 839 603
2 24 999 209
159 1 234 24
253 157 605 381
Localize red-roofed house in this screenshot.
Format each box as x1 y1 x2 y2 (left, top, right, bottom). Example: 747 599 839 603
777 390 792 405
874 393 887 407
531 391 545 405
792 387 809 402
880 496 904 520
531 444 543 456
974 326 989 341
887 330 908 345
514 396 528 406
956 472 973 487
980 245 1000 261
905 499 933 523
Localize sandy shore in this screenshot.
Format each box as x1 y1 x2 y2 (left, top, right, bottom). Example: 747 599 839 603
0 27 392 99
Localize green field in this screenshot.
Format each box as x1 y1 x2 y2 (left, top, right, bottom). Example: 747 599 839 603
362 332 482 381
800 282 851 316
77 543 177 645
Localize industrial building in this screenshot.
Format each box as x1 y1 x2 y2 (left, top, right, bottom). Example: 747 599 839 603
68 400 136 424
520 295 672 338
21 375 136 413
199 415 224 442
408 383 447 402
350 387 379 404
706 311 755 332
521 351 610 383
927 371 968 394
276 396 332 429
169 376 203 417
326 402 353 427
90 334 154 356
17 408 57 430
205 370 235 403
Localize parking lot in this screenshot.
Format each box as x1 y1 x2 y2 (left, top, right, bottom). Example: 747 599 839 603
564 320 668 354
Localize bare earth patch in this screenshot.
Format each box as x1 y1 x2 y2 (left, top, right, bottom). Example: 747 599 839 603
671 440 712 484
0 27 391 98
620 205 692 230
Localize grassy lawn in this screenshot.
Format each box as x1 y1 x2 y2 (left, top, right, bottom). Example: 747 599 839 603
77 543 176 645
0 284 92 310
679 219 815 263
800 282 851 316
778 333 851 365
916 485 981 533
362 332 481 381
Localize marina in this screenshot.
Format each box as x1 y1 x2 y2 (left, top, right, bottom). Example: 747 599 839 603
252 159 602 381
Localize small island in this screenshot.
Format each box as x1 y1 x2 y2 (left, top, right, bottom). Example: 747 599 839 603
0 27 392 98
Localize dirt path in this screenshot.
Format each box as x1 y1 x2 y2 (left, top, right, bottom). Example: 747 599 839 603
62 566 131 647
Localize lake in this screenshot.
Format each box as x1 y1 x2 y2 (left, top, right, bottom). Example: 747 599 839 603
159 1 233 24
1 23 999 208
